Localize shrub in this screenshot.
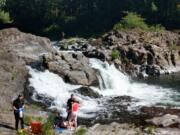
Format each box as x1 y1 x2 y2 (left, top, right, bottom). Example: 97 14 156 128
23 113 55 135
0 11 12 23
123 57 129 63
23 115 46 125
113 12 165 32
113 12 148 30
111 49 120 60
42 121 55 135
74 127 87 135
149 24 165 32
41 113 55 135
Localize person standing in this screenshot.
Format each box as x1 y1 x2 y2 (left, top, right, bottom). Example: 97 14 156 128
66 94 75 121
70 100 80 128
12 94 24 130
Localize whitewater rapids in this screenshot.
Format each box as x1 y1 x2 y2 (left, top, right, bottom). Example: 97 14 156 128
27 58 180 118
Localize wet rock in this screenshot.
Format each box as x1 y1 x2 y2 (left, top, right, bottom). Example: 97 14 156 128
73 87 102 98
141 106 180 117
146 114 180 127
24 80 54 107
33 93 55 107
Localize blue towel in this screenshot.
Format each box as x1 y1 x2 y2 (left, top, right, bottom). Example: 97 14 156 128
16 108 24 113
55 127 66 132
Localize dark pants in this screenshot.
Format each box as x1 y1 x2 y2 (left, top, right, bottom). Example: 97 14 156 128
14 112 24 130
66 111 71 121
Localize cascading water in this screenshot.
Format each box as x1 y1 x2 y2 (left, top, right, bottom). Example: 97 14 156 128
27 58 180 120
28 67 100 118
89 59 180 106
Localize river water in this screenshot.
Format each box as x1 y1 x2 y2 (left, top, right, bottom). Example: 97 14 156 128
27 55 180 124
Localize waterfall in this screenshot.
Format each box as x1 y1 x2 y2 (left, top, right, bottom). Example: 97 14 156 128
27 59 179 119
89 59 179 107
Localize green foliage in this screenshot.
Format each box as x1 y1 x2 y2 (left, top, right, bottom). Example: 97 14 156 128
74 127 87 135
41 114 55 135
42 122 55 135
0 11 11 23
23 115 46 125
23 113 55 135
123 57 129 63
113 12 149 30
113 12 165 32
151 2 158 12
111 49 120 60
144 125 155 134
0 0 6 9
149 24 165 32
3 0 180 37
16 129 31 135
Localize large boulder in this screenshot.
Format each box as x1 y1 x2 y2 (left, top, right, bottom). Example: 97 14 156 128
146 114 180 127
0 28 54 109
44 52 99 86
0 28 54 64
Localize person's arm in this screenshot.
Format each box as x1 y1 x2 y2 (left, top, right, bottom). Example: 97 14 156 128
13 106 17 111
66 100 70 111
12 101 18 111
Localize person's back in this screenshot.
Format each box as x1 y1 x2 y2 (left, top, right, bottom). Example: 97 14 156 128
72 102 79 113
70 102 80 128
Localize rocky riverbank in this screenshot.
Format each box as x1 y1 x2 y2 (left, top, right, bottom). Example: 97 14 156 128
0 28 180 135
57 30 180 77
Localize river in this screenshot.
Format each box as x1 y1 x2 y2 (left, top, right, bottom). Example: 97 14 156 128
27 54 180 125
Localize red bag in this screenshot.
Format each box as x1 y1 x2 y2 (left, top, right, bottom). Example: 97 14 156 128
31 121 42 134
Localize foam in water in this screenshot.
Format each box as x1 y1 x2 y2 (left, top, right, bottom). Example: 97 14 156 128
89 59 179 107
27 67 100 118
27 59 179 118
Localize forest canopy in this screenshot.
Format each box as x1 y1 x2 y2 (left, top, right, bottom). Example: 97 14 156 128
0 0 179 38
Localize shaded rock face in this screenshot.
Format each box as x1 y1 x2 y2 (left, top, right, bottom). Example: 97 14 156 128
43 52 99 86
0 28 54 109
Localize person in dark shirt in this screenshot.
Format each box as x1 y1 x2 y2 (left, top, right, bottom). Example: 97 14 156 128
66 94 75 120
12 94 24 130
